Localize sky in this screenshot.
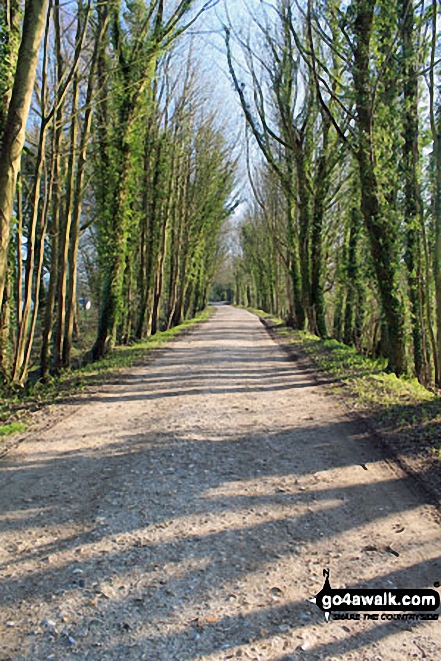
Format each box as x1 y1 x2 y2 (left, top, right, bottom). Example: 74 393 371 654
183 0 270 221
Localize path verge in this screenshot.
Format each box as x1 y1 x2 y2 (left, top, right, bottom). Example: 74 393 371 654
0 307 214 458
248 307 441 510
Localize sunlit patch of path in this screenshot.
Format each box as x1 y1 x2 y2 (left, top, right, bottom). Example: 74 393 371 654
0 306 440 660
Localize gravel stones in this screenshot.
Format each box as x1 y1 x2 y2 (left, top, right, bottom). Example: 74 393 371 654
0 307 440 660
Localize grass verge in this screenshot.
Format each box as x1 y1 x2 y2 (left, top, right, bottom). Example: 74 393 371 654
0 307 214 438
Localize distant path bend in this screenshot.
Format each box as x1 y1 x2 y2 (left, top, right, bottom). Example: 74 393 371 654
0 306 440 660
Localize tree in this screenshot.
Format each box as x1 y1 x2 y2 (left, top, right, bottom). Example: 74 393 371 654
0 0 50 328
92 0 218 360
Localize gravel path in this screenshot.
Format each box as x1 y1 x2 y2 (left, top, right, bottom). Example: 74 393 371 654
1 306 440 660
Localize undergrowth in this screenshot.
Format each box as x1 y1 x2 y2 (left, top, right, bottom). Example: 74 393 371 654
295 331 433 410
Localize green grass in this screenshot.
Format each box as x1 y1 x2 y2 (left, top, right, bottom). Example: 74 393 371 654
0 308 214 433
0 422 27 438
293 330 433 411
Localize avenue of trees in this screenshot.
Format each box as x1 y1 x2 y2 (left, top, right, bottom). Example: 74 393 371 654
2 0 441 391
0 0 236 386
230 0 441 386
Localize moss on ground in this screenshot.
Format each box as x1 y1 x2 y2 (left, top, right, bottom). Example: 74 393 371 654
0 422 27 439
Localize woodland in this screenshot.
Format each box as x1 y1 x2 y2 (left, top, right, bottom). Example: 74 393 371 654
0 0 440 390
0 0 235 388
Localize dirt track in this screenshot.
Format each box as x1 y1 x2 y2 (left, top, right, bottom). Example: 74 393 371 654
1 306 440 660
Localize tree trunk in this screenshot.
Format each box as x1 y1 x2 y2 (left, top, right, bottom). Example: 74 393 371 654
149 215 168 336
63 9 107 367
310 118 331 338
0 0 49 317
400 0 426 382
54 71 78 370
0 269 10 376
343 204 362 346
40 0 65 378
428 0 441 385
11 126 47 383
352 0 406 375
286 180 304 328
92 140 131 360
295 147 312 329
